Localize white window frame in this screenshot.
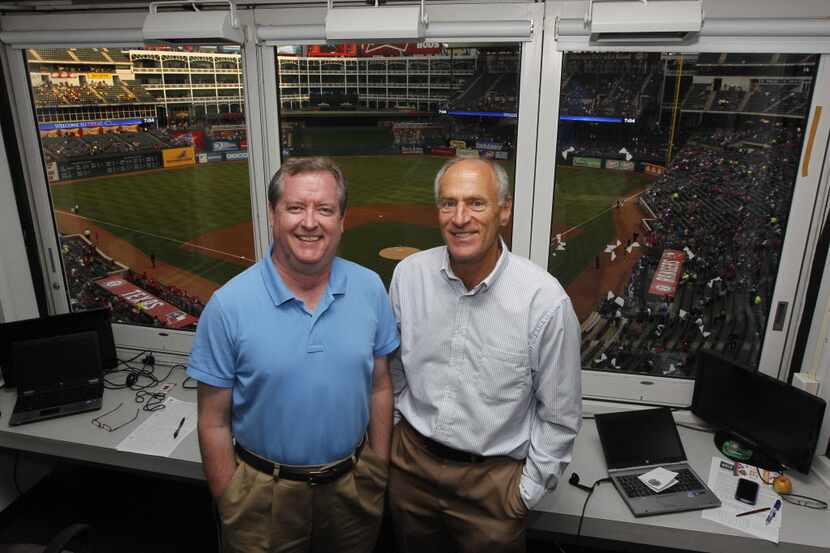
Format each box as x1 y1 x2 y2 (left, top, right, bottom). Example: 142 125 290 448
0 8 269 358
533 0 830 406
255 1 545 259
0 2 545 357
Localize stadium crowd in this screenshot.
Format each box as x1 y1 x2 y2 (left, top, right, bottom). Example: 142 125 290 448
41 128 178 162
60 234 203 329
582 120 801 376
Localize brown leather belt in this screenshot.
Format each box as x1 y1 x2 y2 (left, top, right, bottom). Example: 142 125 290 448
234 442 361 485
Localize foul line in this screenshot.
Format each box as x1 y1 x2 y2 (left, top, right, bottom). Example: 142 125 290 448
56 210 255 263
556 189 647 241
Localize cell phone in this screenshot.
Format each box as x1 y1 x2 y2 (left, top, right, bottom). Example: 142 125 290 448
735 478 759 505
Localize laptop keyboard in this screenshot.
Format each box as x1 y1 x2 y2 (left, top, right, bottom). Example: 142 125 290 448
618 468 705 497
18 386 100 411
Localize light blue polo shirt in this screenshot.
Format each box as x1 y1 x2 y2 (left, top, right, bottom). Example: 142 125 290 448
187 254 399 465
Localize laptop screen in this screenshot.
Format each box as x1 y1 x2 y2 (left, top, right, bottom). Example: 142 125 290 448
12 331 102 391
595 407 687 470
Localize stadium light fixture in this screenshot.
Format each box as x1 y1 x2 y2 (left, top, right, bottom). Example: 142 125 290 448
324 0 427 43
143 0 244 45
585 0 703 44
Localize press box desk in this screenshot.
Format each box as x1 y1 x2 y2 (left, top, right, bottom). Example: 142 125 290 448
0 367 827 553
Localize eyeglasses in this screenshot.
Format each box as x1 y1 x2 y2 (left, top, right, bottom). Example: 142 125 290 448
91 402 139 432
437 198 492 213
780 493 828 510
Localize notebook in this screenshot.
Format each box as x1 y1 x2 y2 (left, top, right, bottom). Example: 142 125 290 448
9 331 104 427
594 407 721 517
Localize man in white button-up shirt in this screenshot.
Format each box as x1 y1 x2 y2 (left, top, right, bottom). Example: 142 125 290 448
388 157 582 553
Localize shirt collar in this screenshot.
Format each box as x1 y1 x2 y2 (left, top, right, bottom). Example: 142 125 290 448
261 250 347 306
440 238 510 293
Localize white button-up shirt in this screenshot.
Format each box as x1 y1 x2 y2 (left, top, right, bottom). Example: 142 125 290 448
389 244 582 508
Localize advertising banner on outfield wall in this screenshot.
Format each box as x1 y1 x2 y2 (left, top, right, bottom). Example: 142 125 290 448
162 147 196 168
644 163 666 176
450 140 467 150
648 249 685 297
456 148 480 158
401 146 424 155
225 151 249 161
494 151 509 160
573 156 602 168
95 275 198 329
211 140 240 152
46 162 59 183
431 147 456 156
475 141 504 151
170 130 206 152
606 159 635 171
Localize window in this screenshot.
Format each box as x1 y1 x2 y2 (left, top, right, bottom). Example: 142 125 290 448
542 51 820 396
274 43 522 284
24 45 253 331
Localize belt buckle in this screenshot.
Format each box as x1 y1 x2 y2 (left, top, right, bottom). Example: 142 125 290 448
305 466 330 486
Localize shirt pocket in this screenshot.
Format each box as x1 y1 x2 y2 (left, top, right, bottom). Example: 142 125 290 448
475 346 531 403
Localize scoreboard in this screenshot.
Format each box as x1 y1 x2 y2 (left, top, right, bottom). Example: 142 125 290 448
57 153 162 180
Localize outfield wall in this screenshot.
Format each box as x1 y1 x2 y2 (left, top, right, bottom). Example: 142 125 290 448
561 155 663 173
48 152 164 182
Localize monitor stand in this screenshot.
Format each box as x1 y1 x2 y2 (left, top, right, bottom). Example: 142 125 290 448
714 431 783 473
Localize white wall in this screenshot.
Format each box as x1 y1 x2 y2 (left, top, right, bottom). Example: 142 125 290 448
0 113 38 324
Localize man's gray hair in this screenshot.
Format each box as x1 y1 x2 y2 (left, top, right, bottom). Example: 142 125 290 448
268 156 347 214
433 157 512 204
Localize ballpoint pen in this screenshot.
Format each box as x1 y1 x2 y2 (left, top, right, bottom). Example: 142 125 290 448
173 417 186 439
765 499 782 525
736 506 770 518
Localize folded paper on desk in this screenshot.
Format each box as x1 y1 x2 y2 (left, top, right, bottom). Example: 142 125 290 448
702 457 781 543
117 397 197 457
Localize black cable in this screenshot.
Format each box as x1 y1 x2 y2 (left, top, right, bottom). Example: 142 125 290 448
552 539 567 553
676 422 715 433
105 354 187 412
755 466 776 485
12 453 21 496
182 376 198 390
213 500 223 553
575 477 611 543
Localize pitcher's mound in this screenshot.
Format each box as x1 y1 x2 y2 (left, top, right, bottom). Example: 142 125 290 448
379 246 420 260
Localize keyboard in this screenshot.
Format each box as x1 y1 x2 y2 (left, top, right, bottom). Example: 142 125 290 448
617 468 705 498
17 386 100 411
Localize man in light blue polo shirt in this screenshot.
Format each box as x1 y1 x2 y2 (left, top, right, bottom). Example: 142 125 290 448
187 157 399 553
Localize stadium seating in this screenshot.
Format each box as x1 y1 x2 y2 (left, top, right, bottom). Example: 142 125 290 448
586 121 801 375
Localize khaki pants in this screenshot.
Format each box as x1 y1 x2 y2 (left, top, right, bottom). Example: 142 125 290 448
217 445 388 553
388 420 528 553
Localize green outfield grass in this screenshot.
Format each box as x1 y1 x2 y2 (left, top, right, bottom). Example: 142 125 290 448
549 166 651 285
49 156 645 290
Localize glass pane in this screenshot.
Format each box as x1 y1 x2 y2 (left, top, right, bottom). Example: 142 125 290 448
27 46 253 329
275 43 521 285
549 52 818 377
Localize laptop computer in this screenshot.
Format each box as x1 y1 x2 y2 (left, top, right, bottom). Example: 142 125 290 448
9 331 104 427
594 407 721 517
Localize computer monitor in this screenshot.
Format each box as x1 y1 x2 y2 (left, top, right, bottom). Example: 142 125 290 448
692 350 826 474
0 308 117 388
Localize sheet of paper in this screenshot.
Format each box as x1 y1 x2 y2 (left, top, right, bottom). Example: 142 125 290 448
701 457 781 543
639 467 678 492
117 397 197 457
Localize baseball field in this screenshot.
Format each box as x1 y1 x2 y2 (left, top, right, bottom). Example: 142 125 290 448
50 155 650 312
